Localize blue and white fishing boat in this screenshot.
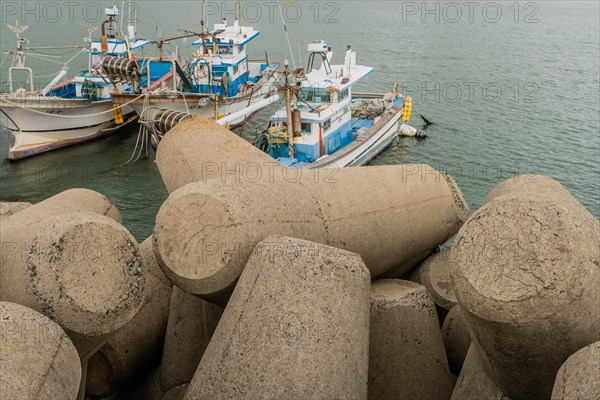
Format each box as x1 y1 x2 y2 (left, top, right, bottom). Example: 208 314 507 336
0 6 148 160
256 41 422 168
112 17 280 129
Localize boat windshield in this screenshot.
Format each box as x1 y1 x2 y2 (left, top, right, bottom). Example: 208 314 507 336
299 89 331 104
217 45 233 56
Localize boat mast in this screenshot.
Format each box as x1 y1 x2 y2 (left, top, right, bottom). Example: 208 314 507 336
6 22 33 92
237 0 243 33
284 60 294 157
203 0 208 34
277 0 296 69
83 24 98 71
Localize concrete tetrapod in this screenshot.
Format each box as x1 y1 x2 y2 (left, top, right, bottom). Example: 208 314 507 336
450 344 510 400
0 188 121 224
451 185 600 399
184 236 371 400
441 305 471 376
551 341 600 400
159 286 223 392
1 197 144 358
484 174 577 206
411 250 457 312
0 301 82 399
369 280 454 400
86 238 172 397
0 201 32 219
154 164 469 303
156 117 279 193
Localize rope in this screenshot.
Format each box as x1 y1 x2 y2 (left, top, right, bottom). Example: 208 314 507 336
0 46 13 67
122 122 146 166
0 91 147 118
27 53 67 65
29 47 81 57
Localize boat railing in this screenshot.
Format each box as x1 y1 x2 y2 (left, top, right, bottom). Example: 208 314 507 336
352 92 388 99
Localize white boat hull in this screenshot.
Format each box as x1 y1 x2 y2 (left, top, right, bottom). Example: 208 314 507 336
4 115 138 160
0 96 136 160
310 112 405 168
0 97 133 132
125 87 275 129
129 97 261 128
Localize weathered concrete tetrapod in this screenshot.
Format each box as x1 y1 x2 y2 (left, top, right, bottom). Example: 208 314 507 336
451 183 600 399
410 249 457 313
369 279 454 400
156 117 278 193
159 286 223 392
0 301 82 399
0 201 32 219
551 341 600 400
407 249 456 324
184 235 371 400
0 190 143 359
1 188 121 224
450 344 510 400
86 238 172 397
154 164 469 303
441 305 471 376
484 174 578 206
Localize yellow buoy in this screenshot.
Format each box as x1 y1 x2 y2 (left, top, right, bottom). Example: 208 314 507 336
113 104 124 125
402 96 412 123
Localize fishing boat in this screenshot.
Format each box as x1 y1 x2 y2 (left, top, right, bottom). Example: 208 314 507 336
134 40 424 168
110 17 281 129
0 6 148 160
255 41 423 168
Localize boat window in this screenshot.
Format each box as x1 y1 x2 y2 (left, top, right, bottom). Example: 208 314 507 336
298 89 331 103
315 90 331 103
301 123 312 134
323 119 331 131
338 89 349 102
218 45 233 55
298 90 313 103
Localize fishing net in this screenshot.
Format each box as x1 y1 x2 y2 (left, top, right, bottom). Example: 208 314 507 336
351 99 387 120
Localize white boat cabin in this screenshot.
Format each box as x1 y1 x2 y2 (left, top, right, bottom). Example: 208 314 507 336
190 19 262 96
269 41 374 164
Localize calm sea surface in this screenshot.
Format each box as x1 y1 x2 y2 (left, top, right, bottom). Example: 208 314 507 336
1 1 598 241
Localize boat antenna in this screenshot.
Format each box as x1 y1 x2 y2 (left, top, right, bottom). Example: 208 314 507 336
202 0 208 34
237 0 243 33
81 23 98 70
120 0 125 34
129 0 133 27
277 0 296 69
6 21 33 92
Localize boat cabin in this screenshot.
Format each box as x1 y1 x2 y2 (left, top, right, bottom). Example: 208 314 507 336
190 19 261 96
268 41 374 165
88 6 150 56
